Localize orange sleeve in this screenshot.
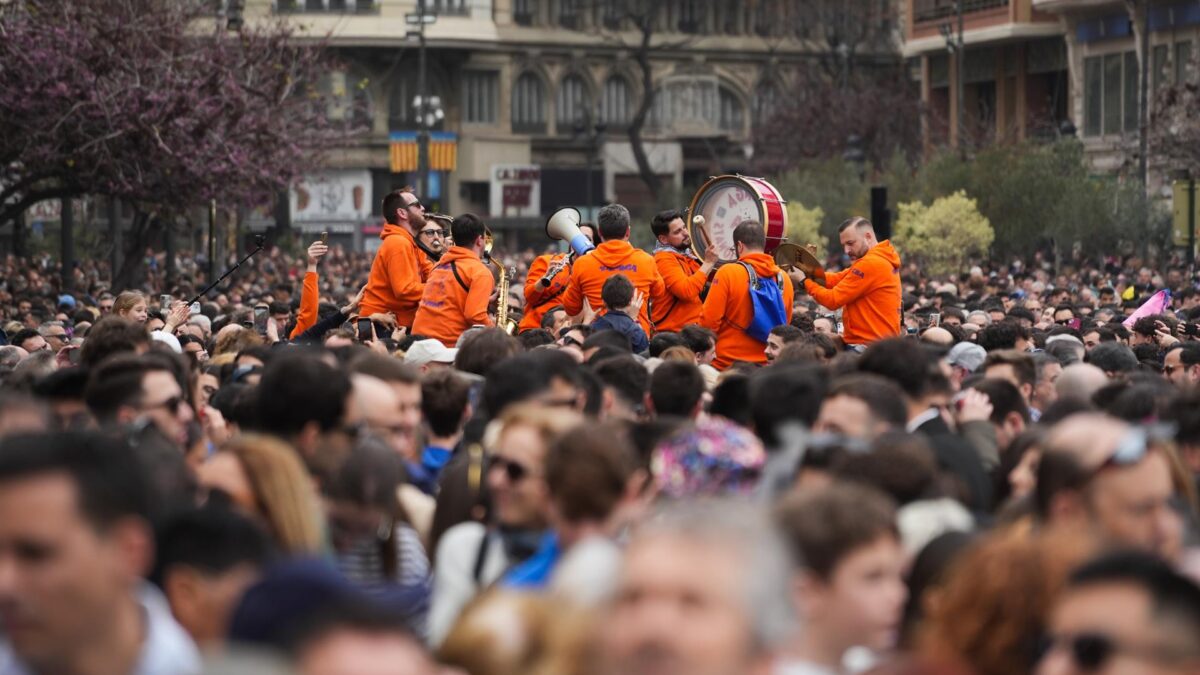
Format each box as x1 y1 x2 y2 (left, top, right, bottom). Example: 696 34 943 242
822 267 851 287
658 254 706 302
804 260 876 310
289 271 319 339
783 272 795 322
388 242 425 305
465 263 496 326
524 256 555 307
562 260 587 316
701 266 732 332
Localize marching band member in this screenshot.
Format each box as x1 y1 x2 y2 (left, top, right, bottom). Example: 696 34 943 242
563 204 668 336
702 221 794 370
415 216 450 263
360 187 434 330
650 209 718 333
412 214 495 347
518 222 597 333
788 217 901 349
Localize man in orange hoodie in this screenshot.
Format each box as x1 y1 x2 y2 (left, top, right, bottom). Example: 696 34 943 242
360 187 434 329
650 209 719 333
702 221 794 370
519 223 597 333
412 214 495 347
563 204 668 336
789 217 901 348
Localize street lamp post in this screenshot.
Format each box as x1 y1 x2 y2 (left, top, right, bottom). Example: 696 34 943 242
575 118 606 220
940 0 965 152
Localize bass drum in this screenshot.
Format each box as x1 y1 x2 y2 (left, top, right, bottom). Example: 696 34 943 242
687 175 787 261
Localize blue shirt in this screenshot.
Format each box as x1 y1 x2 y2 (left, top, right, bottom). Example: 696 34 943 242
407 445 454 495
501 532 561 589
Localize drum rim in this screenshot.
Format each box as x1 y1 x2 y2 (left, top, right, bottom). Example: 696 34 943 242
687 174 786 260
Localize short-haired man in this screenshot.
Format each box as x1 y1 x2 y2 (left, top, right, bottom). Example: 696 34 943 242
789 217 901 348
701 221 794 369
520 223 597 333
648 360 706 419
650 209 718 333
1035 414 1183 560
1163 343 1200 386
563 203 668 337
0 432 201 674
83 354 194 447
595 500 794 675
983 349 1037 412
1037 551 1200 675
412 213 496 347
37 322 69 353
10 328 47 354
814 374 908 441
765 324 805 364
360 187 435 329
414 369 472 494
773 483 907 675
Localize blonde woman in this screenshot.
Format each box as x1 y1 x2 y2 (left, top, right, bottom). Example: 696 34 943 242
197 434 326 555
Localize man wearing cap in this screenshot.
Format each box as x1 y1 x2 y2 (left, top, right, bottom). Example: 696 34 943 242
946 342 986 391
404 339 457 374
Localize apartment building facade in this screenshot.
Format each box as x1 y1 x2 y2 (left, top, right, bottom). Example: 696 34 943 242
245 0 882 249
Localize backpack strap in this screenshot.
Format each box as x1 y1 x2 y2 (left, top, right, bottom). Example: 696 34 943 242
446 261 470 293
737 261 760 290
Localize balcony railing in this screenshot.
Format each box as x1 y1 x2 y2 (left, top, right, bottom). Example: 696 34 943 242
914 0 1008 24
275 0 377 13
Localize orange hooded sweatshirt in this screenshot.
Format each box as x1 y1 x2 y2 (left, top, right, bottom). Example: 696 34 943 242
702 252 794 370
519 252 571 333
562 240 667 336
804 239 902 345
652 249 707 333
289 270 319 339
412 246 495 347
360 224 434 328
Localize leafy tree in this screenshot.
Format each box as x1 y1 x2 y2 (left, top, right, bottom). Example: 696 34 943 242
0 0 343 284
895 191 993 277
774 159 868 249
784 201 828 252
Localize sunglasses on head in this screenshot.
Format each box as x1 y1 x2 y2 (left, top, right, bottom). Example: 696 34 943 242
488 455 530 483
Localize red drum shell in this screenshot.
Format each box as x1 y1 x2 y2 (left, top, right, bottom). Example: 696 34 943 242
687 175 788 261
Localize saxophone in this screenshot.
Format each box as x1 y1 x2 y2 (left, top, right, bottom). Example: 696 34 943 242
484 234 518 335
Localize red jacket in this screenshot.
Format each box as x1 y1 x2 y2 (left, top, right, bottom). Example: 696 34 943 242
412 246 495 347
804 240 902 345
360 224 433 328
562 240 668 336
702 253 794 370
652 249 707 333
519 253 571 333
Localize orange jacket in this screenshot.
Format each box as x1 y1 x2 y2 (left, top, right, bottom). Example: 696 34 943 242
562 240 668 336
519 253 571 333
412 246 495 347
804 240 902 346
360 224 433 328
652 249 708 333
289 270 319 339
701 253 794 370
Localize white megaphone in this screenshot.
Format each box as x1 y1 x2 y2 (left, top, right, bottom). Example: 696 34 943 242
545 207 594 257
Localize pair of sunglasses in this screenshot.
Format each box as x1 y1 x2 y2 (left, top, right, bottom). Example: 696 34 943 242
488 455 532 483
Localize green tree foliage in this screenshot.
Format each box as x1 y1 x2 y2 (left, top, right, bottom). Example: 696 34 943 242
895 191 994 277
774 160 868 250
784 201 828 251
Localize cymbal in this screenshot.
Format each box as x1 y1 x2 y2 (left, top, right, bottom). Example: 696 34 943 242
774 242 825 279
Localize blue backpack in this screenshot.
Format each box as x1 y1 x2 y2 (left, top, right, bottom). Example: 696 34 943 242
737 262 787 343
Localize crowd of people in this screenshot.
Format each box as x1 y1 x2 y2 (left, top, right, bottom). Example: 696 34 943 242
1 185 1200 675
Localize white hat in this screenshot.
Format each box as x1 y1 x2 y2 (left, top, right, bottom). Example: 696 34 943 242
405 339 457 368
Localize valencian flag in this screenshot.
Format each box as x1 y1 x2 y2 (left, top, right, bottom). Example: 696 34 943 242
389 132 457 173
1123 289 1172 329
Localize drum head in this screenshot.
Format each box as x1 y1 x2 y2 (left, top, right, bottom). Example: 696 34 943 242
688 176 766 261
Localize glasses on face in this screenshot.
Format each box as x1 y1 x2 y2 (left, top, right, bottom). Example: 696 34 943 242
420 229 446 238
488 455 531 483
406 199 425 211
1055 319 1074 325
142 396 185 415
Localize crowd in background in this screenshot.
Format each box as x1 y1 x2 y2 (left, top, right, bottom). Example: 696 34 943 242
1 233 1200 675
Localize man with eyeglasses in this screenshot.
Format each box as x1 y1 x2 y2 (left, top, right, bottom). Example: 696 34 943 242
415 221 447 263
82 354 194 448
1035 414 1183 562
37 322 69 352
1037 551 1200 675
360 187 434 331
1163 343 1200 386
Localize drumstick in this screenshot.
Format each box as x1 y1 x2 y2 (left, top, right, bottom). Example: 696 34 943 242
692 215 715 253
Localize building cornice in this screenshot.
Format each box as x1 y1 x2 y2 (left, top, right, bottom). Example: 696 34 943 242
903 22 1066 57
